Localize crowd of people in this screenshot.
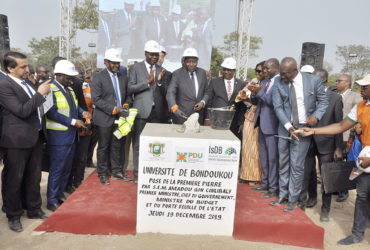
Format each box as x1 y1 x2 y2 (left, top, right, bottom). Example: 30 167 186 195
0 37 369 246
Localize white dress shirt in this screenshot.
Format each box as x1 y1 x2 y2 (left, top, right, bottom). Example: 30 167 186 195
224 78 234 95
189 71 199 97
266 74 279 93
107 69 122 104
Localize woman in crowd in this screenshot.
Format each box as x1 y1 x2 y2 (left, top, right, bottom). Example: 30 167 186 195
239 61 266 185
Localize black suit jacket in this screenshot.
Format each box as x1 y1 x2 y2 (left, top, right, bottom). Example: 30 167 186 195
314 90 343 154
206 77 246 137
0 76 45 148
91 69 131 127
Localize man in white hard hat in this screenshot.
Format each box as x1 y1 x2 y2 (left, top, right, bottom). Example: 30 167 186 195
205 57 246 138
300 65 315 74
45 60 90 212
164 4 185 47
91 48 132 185
300 74 370 245
248 58 280 199
166 47 209 124
0 51 50 232
144 0 166 44
128 40 167 183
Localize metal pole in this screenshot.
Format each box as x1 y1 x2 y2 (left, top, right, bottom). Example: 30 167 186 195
243 0 255 80
236 0 246 79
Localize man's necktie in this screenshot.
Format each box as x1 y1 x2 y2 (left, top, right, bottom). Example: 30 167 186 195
149 65 155 87
21 81 41 129
128 14 131 25
227 80 232 100
265 80 271 93
191 72 196 97
290 81 299 127
112 73 121 107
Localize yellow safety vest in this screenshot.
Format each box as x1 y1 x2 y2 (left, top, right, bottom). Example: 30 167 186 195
46 83 78 131
113 108 139 139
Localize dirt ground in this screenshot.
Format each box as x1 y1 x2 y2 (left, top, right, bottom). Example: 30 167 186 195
0 158 369 250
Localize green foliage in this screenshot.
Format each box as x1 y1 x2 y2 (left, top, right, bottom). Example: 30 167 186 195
336 44 370 79
210 47 224 78
73 0 99 31
220 31 262 59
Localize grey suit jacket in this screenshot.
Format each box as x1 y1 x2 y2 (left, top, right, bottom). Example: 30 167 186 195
342 90 362 141
272 72 328 136
314 90 343 154
166 67 209 124
91 69 131 127
128 61 168 121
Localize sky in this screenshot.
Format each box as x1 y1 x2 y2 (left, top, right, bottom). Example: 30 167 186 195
1 0 370 73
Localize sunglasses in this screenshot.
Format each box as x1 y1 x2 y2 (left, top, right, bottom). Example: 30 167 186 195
335 79 345 83
361 85 369 90
255 69 262 74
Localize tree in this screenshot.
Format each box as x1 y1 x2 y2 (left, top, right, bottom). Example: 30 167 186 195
323 60 333 74
210 47 224 78
73 52 97 72
336 44 370 79
73 0 99 31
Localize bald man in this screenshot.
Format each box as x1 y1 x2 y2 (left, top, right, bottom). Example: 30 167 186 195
271 57 328 212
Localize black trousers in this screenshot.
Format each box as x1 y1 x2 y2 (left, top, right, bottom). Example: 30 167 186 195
68 135 91 187
133 107 160 179
4 138 43 219
86 124 99 165
96 125 125 176
300 140 333 212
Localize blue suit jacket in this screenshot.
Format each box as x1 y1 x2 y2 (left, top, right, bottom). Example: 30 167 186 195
272 72 328 137
252 78 279 135
46 81 85 145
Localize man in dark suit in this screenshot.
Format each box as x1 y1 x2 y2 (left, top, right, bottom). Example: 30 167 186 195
299 69 343 219
128 40 168 183
205 57 246 139
248 58 280 198
166 48 209 125
92 48 132 185
0 51 50 231
164 5 185 47
143 0 166 45
45 60 89 212
270 57 328 212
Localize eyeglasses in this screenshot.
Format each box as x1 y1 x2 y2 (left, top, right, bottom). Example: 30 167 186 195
361 85 369 90
335 79 346 83
255 69 262 74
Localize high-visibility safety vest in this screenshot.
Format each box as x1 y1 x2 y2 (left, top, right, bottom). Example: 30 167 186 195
46 83 78 131
113 108 139 139
82 82 93 114
357 100 370 147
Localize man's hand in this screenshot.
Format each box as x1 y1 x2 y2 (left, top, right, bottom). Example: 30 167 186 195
75 119 87 129
37 80 51 96
333 147 343 161
238 125 243 134
157 69 166 82
299 127 315 137
204 119 211 126
289 127 299 141
118 106 129 118
83 112 92 120
147 67 156 84
306 116 318 127
112 106 118 115
174 109 187 119
358 157 370 169
247 82 262 95
193 101 204 111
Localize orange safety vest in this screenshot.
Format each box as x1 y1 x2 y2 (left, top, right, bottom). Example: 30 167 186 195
79 83 93 136
357 100 370 147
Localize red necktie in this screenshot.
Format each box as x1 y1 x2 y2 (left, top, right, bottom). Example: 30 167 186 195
264 80 271 93
227 80 232 100
149 65 155 87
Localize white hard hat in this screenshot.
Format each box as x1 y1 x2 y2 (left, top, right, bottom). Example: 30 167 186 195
356 74 370 86
54 60 78 76
124 0 136 4
300 65 315 74
182 48 198 58
104 48 123 62
172 5 181 15
221 57 236 70
160 45 166 53
357 146 370 173
150 0 160 7
144 40 160 53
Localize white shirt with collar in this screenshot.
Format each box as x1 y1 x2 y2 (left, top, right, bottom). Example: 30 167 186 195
144 61 162 87
224 77 234 96
106 68 122 104
9 74 42 128
341 89 350 97
266 74 279 93
0 69 7 76
284 72 307 131
346 99 370 123
189 71 199 97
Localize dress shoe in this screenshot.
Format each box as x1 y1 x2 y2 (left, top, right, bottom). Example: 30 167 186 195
297 202 306 211
336 191 349 202
64 185 76 194
58 197 67 204
252 186 268 192
261 191 278 199
46 203 60 212
2 205 6 213
27 209 48 220
270 197 287 206
284 202 297 212
86 162 97 168
99 175 110 185
111 172 132 181
8 218 23 232
320 211 329 222
306 197 317 208
338 234 362 245
133 177 138 184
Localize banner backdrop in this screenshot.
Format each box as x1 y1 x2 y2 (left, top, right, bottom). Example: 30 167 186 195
98 0 215 71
